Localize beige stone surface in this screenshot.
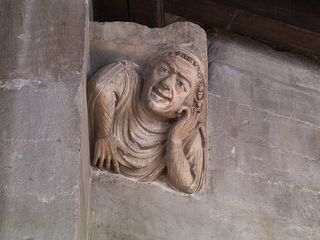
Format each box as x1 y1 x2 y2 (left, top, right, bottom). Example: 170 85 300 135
0 0 90 239
88 22 208 194
89 23 320 240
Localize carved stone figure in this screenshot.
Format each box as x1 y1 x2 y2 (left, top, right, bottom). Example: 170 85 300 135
88 48 207 193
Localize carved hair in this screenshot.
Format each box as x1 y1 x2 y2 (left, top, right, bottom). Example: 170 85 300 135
146 49 206 112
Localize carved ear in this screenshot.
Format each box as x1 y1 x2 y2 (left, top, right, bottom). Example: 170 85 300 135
176 111 184 119
175 105 187 118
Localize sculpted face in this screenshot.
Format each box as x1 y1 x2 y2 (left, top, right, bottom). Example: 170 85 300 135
143 55 199 120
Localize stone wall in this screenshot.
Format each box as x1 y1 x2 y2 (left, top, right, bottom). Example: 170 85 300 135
0 1 90 239
89 27 320 239
0 2 319 238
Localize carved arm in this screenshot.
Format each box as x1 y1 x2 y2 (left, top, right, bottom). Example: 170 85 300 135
88 62 128 171
166 130 204 194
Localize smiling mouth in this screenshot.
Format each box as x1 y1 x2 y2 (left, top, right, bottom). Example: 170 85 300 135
151 87 172 103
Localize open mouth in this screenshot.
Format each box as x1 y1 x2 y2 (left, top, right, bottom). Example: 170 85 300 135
151 87 172 103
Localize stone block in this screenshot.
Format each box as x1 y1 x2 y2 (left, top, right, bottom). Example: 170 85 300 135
0 195 79 240
0 138 81 197
211 169 320 228
0 87 81 141
209 94 320 191
90 172 273 240
0 0 90 239
208 33 320 91
88 21 320 240
0 0 87 84
209 61 320 127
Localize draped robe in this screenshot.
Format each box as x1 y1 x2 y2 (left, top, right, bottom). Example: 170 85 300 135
88 61 207 193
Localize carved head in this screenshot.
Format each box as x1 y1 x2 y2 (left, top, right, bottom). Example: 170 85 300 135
143 49 205 120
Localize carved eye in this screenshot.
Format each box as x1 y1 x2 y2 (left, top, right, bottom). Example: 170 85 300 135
159 66 170 74
176 79 186 91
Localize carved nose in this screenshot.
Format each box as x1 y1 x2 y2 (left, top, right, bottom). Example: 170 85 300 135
160 74 176 90
162 81 170 90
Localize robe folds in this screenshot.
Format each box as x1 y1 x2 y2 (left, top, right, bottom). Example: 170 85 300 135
88 61 207 193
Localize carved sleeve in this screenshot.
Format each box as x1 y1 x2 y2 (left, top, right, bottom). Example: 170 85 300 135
88 62 128 139
166 128 206 193
93 89 116 138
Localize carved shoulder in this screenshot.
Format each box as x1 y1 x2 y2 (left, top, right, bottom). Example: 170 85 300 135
89 61 138 84
87 61 140 99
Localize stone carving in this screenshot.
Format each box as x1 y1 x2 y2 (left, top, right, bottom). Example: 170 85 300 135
88 47 207 194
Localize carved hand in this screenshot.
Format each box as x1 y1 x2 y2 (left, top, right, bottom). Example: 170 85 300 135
92 136 120 173
168 106 199 146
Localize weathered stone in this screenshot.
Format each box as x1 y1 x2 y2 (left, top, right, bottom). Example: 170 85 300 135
210 95 320 192
89 21 207 77
88 21 208 194
0 0 90 239
90 26 320 239
90 172 274 240
0 195 78 240
0 87 81 141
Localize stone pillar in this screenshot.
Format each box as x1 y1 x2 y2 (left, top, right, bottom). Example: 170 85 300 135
0 1 90 239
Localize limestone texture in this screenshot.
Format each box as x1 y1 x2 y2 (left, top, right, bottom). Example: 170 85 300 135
88 21 208 194
89 23 320 240
0 0 90 239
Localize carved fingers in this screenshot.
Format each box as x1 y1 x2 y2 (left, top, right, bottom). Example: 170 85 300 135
178 106 199 132
110 141 120 173
169 106 199 145
92 137 120 173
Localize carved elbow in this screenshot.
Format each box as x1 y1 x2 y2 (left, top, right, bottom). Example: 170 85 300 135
180 185 197 194
170 175 196 194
